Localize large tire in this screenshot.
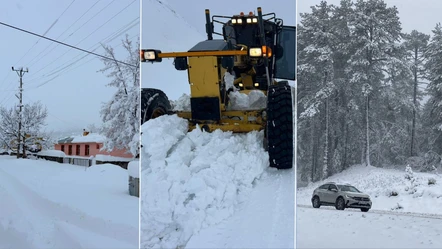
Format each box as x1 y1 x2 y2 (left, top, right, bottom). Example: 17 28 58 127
141 88 171 124
266 81 293 169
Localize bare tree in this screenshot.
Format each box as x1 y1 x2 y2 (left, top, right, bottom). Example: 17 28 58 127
0 101 48 157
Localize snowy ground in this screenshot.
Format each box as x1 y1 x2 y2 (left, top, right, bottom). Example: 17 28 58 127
297 164 442 214
297 206 442 248
0 156 138 249
140 115 294 249
297 164 442 248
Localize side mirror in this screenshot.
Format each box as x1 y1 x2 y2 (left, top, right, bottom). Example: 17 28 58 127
221 56 234 69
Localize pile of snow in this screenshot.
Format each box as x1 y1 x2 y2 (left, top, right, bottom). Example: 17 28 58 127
71 133 106 143
140 115 269 249
37 149 66 158
0 156 138 248
224 72 235 90
127 160 139 178
297 164 442 215
227 90 267 110
171 94 191 111
95 154 133 162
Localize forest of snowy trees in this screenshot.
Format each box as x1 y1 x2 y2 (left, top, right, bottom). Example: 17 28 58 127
297 0 442 182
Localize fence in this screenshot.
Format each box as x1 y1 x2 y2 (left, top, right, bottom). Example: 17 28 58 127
62 157 92 167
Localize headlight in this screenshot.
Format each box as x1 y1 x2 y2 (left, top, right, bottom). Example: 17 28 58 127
254 82 259 87
249 47 262 57
239 83 244 87
144 51 156 60
140 49 162 62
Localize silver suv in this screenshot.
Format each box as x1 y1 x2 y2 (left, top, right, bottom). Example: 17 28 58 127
311 182 372 212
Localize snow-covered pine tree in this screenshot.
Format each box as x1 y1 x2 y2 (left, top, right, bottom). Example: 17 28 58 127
347 0 403 166
423 23 442 157
99 35 140 157
403 30 429 157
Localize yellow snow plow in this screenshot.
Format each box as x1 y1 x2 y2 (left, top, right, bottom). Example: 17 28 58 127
141 7 295 169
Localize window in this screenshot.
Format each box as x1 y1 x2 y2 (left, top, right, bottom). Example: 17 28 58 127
68 145 72 155
319 184 329 190
329 184 338 191
61 145 65 152
85 145 90 156
96 144 99 150
76 145 80 155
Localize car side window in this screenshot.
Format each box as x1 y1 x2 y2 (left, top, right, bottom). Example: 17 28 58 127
329 184 338 191
319 184 329 190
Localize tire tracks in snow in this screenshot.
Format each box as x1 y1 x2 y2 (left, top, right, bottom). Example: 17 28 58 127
0 168 137 247
297 204 442 220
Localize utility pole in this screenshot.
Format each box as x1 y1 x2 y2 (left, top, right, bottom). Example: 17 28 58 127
12 66 28 159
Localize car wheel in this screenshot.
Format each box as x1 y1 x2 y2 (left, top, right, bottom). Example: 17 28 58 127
312 196 321 208
361 208 369 212
335 197 345 210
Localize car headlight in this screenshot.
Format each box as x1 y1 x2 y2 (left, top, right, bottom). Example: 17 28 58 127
249 47 262 57
345 195 353 199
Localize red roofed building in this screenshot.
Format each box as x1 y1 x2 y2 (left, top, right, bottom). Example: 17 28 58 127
54 130 133 159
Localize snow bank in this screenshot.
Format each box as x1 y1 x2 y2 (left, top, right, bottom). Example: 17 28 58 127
140 115 269 249
171 94 191 111
297 164 442 215
37 150 66 158
228 90 266 110
71 134 106 143
95 154 133 162
127 160 139 178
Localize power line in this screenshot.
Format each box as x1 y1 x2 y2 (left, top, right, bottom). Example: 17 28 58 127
14 0 77 67
0 21 136 68
25 17 139 83
30 33 139 90
26 0 102 68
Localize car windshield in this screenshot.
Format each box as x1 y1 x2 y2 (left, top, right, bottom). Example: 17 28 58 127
338 185 361 193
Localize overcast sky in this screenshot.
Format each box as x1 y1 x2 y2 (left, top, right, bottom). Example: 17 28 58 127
0 0 139 134
298 0 442 35
141 0 296 101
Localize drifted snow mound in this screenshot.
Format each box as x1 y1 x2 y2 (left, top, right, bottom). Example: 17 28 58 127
140 115 269 249
171 94 191 111
228 90 267 110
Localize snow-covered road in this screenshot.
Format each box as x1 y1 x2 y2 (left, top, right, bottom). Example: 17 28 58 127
297 206 442 248
0 156 138 249
187 168 295 248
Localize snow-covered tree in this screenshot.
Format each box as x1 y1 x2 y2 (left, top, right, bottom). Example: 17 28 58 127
403 30 429 156
99 34 140 157
422 23 442 157
0 101 48 157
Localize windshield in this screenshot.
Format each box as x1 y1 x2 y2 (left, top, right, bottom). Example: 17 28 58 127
338 185 361 193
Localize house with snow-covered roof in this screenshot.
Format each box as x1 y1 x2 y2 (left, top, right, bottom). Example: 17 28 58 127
54 130 133 160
